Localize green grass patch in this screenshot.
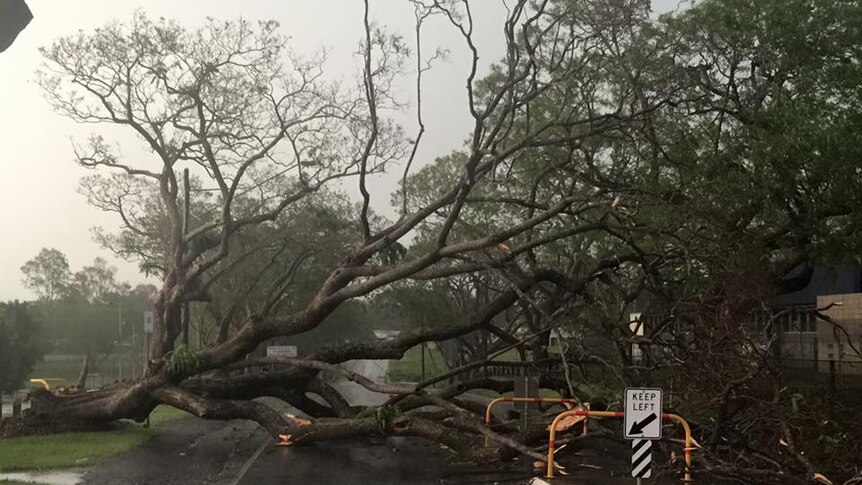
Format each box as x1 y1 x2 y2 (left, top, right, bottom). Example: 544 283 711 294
0 426 148 471
492 349 522 361
145 404 189 426
0 405 190 472
387 345 450 383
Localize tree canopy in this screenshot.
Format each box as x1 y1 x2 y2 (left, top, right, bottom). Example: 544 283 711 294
20 248 72 302
0 302 43 393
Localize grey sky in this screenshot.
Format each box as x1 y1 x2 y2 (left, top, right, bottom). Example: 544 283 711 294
0 0 679 301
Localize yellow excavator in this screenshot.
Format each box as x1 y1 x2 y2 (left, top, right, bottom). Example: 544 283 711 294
29 378 71 391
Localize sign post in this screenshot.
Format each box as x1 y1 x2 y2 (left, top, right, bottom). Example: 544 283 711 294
631 439 653 480
143 311 154 375
143 311 154 334
629 312 643 364
625 387 663 480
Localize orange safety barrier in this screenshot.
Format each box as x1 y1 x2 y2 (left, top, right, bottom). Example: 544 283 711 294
545 410 694 483
484 397 588 447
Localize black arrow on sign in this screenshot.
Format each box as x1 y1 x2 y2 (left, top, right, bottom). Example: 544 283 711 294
629 413 658 435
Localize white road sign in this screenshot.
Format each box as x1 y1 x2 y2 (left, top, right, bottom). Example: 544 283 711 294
624 387 663 439
143 311 155 333
629 312 643 363
266 345 297 357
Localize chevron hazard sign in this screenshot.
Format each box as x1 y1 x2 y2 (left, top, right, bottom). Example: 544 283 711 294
631 438 652 478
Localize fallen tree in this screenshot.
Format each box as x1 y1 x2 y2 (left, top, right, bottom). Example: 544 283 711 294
29 0 653 454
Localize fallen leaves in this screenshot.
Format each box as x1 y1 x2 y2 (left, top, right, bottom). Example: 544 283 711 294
548 414 585 432
277 434 293 446
276 414 312 446
286 413 312 426
812 472 833 484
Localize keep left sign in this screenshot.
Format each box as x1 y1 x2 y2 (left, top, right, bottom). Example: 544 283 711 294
624 388 663 439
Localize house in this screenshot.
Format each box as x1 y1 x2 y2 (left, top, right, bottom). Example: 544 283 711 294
631 264 862 374
768 264 862 372
815 293 862 374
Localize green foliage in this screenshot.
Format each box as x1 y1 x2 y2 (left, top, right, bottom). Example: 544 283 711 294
373 406 398 433
164 344 204 376
375 241 407 266
374 280 467 331
190 191 380 349
0 302 44 393
32 292 152 357
282 301 377 353
652 0 862 266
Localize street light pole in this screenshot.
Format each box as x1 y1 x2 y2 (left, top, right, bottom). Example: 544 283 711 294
117 300 123 381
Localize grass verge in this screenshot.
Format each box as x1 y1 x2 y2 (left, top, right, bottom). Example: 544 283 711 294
387 345 450 383
0 405 189 472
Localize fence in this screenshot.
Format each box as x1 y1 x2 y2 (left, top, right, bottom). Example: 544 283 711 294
0 390 30 420
779 357 862 391
30 353 144 388
460 359 610 381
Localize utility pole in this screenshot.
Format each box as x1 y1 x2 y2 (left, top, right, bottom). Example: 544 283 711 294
117 300 123 381
182 168 190 347
144 310 154 375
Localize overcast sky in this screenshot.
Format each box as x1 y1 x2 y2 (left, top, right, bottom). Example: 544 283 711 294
0 0 679 301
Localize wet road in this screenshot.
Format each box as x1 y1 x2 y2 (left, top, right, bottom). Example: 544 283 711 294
80 415 735 485
81 360 732 485
84 418 268 485
238 437 454 485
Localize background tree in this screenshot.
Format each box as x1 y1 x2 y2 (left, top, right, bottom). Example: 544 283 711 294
20 248 72 302
70 257 120 303
19 249 152 386
0 302 43 393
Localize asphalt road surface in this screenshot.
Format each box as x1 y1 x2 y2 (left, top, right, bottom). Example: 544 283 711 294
83 417 268 485
238 436 457 485
81 415 703 485
81 361 722 485
81 416 484 485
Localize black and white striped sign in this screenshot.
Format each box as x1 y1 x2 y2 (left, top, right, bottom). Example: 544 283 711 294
631 439 652 478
